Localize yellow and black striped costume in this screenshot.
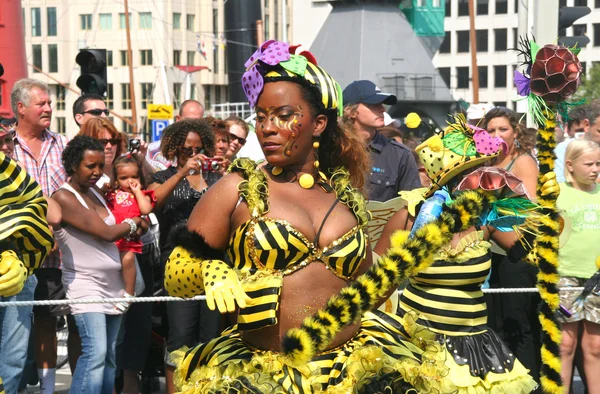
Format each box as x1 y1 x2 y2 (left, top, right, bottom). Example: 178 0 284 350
398 230 538 393
0 152 53 273
170 160 447 393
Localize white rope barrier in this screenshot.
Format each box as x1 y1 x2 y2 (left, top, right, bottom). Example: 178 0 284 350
0 287 587 307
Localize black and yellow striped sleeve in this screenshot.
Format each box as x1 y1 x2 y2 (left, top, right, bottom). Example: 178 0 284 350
0 152 53 272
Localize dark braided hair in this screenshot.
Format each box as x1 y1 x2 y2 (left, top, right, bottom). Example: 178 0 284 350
62 135 104 176
160 119 215 161
262 76 369 189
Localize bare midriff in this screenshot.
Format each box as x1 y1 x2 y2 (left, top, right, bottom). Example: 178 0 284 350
241 261 361 352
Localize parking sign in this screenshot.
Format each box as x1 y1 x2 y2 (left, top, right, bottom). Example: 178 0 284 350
152 120 169 142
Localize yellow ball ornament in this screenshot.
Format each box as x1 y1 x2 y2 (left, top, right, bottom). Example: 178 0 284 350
299 173 315 189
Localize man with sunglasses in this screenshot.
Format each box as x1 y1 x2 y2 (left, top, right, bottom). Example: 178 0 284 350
72 94 109 128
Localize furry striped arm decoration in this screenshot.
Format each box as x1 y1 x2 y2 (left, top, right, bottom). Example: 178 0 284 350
534 110 563 394
281 190 495 365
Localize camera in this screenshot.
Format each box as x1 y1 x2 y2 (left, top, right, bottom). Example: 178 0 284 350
128 138 141 152
200 158 221 173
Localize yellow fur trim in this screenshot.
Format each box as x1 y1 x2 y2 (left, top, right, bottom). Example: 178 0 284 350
539 314 562 345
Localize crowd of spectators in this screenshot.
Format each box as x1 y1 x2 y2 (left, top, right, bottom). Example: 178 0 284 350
1 77 600 394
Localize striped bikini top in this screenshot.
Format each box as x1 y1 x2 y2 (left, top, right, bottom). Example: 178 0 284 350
225 160 369 280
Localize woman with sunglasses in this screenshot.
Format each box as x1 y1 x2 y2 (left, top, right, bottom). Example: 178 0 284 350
146 119 223 394
78 117 124 188
224 115 249 159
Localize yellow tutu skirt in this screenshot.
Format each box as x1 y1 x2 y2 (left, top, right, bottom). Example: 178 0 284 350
171 310 452 394
436 330 538 394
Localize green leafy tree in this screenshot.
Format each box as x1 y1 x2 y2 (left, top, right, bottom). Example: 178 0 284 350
576 63 600 101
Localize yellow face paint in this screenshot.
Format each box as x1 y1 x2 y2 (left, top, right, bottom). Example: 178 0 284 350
255 105 304 157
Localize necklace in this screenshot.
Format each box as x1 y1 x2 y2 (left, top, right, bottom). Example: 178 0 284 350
268 165 333 193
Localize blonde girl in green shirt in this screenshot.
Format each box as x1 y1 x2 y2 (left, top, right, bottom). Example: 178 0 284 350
557 139 600 394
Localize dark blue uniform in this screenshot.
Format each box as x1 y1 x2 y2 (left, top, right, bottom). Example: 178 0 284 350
367 131 421 202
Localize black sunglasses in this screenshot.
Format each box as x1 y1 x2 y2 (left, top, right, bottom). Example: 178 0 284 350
179 146 204 156
229 133 247 146
99 138 120 146
81 109 110 116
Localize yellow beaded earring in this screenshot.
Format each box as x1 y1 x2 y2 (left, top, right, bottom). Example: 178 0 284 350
298 138 321 189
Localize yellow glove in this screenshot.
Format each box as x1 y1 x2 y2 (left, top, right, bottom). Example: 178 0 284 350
0 250 28 297
540 171 560 198
164 247 249 313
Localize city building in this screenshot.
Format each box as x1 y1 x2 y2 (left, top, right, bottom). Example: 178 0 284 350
435 0 600 111
20 0 291 138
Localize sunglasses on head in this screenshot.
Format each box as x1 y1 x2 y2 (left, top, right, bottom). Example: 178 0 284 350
99 138 120 146
180 146 205 156
81 109 110 116
229 133 247 146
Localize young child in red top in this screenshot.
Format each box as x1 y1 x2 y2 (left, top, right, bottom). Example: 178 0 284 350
106 155 155 300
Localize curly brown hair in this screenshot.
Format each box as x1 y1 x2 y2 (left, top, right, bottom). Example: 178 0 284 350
160 119 215 160
263 76 370 189
77 117 124 157
482 107 528 155
204 116 230 141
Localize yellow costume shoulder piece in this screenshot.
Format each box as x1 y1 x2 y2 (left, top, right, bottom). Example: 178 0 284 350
228 158 269 217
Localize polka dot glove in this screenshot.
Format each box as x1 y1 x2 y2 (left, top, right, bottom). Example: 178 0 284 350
164 247 249 313
0 250 28 297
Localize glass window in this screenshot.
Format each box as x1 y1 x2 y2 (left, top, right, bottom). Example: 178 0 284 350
495 0 507 14
106 50 113 66
187 51 195 66
494 65 507 87
214 48 219 73
438 67 451 88
99 13 112 30
173 13 181 29
32 45 42 73
141 83 153 109
457 67 469 88
190 83 197 100
123 118 132 135
140 12 152 29
476 30 488 52
440 31 451 53
582 62 587 75
56 117 66 135
513 27 518 49
119 13 132 29
48 44 58 73
494 29 507 51
213 8 218 35
173 83 182 110
445 0 452 16
594 23 600 46
205 85 212 109
31 8 41 36
265 14 270 40
574 0 587 5
80 14 92 30
120 50 129 66
140 49 153 66
457 30 470 52
186 14 195 31
121 84 131 110
477 0 488 15
458 0 469 16
47 7 57 36
107 84 114 109
55 85 65 110
174 50 182 66
478 66 488 88
596 0 600 8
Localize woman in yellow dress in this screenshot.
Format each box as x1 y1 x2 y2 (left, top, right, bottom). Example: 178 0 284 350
162 41 443 393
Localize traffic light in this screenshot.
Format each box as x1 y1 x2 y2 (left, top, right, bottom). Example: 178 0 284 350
558 6 591 48
75 49 107 96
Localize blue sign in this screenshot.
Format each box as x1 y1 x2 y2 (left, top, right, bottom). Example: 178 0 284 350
152 120 169 142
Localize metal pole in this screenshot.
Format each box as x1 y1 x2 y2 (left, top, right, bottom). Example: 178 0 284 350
159 61 172 106
532 0 559 47
256 20 264 46
124 0 138 137
468 0 479 104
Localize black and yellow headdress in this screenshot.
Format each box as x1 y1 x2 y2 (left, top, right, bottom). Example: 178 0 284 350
242 40 343 116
